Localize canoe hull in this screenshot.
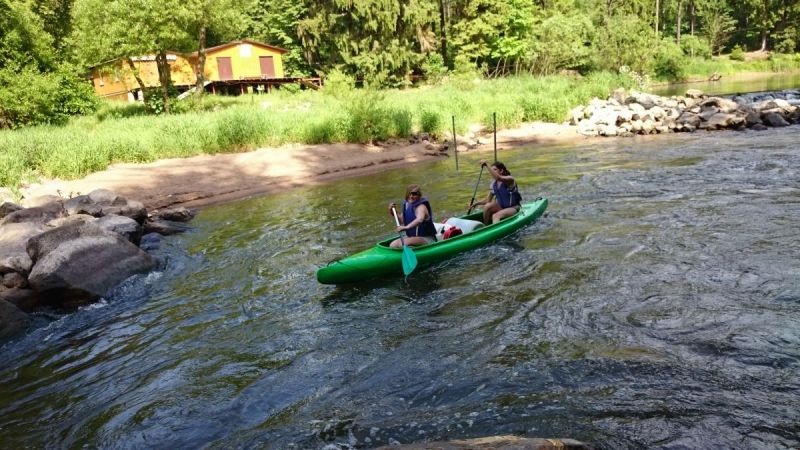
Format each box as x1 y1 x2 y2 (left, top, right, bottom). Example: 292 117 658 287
316 198 548 284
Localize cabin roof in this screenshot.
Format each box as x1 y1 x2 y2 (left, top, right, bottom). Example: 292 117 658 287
194 39 289 56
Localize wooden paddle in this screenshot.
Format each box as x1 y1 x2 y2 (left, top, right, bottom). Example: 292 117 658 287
391 206 418 276
467 165 485 214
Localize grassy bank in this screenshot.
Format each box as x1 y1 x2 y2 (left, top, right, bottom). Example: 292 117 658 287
682 53 800 80
0 72 634 192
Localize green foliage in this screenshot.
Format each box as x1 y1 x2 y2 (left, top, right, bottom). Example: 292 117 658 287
730 44 746 61
680 35 712 59
344 90 392 143
322 69 355 98
391 109 413 138
247 0 310 75
0 73 646 189
0 0 55 70
419 109 443 137
592 15 656 74
698 2 737 56
774 27 798 54
528 12 594 75
214 106 268 151
53 66 99 116
653 39 688 81
421 53 448 84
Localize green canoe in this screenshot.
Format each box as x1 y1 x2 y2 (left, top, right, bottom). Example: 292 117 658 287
316 197 548 284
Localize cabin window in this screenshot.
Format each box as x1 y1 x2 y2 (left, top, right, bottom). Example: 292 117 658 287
240 44 252 57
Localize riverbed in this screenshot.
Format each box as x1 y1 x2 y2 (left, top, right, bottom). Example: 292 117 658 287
1 126 799 449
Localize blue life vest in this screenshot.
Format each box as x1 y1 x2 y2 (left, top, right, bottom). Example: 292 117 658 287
491 180 522 209
402 198 436 237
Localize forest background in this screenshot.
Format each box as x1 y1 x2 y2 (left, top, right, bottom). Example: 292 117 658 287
1 0 799 193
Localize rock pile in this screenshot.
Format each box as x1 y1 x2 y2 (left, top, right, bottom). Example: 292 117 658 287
0 189 195 340
571 88 800 137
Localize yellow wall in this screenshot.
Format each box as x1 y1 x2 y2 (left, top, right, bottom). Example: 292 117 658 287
90 55 196 99
204 43 285 81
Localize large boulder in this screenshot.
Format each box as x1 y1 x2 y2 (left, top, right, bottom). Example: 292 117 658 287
27 226 157 305
64 190 147 224
0 299 29 340
0 201 65 226
0 222 47 276
96 214 143 245
0 202 23 220
153 207 196 223
762 112 790 127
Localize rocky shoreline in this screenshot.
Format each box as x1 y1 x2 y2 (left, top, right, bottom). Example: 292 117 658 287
571 88 800 136
0 189 194 340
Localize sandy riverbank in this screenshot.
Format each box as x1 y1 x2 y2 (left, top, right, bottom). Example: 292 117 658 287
15 122 587 211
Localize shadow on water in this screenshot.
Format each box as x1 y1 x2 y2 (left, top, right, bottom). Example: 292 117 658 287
2 127 800 449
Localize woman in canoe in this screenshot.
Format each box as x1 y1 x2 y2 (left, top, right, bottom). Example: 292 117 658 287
388 184 437 248
471 160 522 224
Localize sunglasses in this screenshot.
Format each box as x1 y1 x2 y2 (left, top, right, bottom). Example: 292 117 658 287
409 191 421 196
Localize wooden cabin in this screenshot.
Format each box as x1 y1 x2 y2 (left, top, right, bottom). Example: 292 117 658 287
89 53 196 101
199 39 287 82
89 39 320 101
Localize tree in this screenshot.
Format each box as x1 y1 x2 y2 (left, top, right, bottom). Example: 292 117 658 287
71 0 195 112
30 0 74 50
297 0 438 85
247 0 310 75
0 0 95 128
592 14 656 73
528 12 594 75
697 0 736 54
185 0 251 97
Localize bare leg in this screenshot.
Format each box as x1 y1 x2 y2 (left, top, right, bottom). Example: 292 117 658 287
482 201 501 225
491 206 520 223
390 236 431 248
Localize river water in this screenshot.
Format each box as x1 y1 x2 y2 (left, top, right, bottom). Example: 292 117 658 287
1 126 799 449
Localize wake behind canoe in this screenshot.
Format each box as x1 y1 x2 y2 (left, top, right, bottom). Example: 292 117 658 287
316 198 548 284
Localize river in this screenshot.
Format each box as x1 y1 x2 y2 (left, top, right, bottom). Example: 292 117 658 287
1 126 799 449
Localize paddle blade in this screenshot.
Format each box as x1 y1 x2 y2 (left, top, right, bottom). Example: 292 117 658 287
401 245 418 276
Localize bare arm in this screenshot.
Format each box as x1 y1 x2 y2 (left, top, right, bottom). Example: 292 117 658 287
399 204 429 231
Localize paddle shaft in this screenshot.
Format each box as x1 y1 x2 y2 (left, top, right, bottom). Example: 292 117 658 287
467 165 485 214
391 207 407 245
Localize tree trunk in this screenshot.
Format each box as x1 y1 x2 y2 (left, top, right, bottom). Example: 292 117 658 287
155 50 172 114
655 0 660 40
438 0 448 68
126 57 147 102
689 1 695 36
759 0 769 51
195 23 207 97
676 0 683 45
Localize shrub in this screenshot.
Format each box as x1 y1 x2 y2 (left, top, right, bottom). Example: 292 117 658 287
344 90 392 143
680 35 712 59
322 68 355 98
730 45 746 61
421 53 448 84
653 39 688 81
774 27 798 54
419 108 443 136
391 109 413 138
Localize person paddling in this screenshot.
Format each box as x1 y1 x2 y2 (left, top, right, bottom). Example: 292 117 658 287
388 184 436 248
469 160 522 224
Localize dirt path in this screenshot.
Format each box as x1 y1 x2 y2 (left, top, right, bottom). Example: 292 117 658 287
15 122 586 211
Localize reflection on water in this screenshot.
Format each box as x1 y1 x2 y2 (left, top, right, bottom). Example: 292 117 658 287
1 127 800 449
649 72 800 97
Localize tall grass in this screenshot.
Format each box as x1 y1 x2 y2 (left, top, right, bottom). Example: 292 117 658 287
683 54 800 78
0 72 634 190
